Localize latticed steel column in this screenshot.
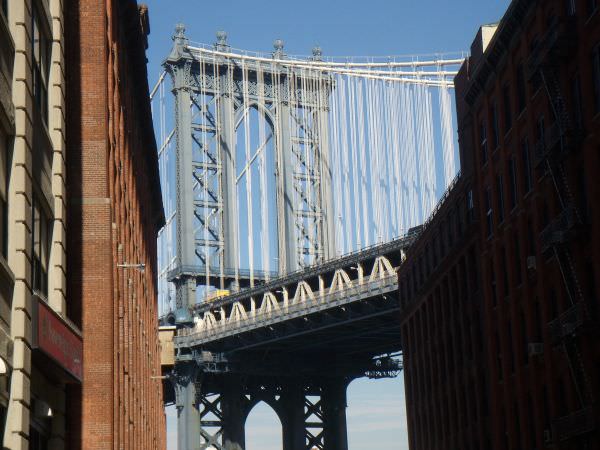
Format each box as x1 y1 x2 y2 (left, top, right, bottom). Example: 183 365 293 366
281 381 306 450
222 376 246 450
165 25 198 310
174 363 201 450
322 378 349 450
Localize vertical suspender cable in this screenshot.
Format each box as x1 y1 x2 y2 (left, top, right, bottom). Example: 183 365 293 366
439 83 456 187
357 78 369 248
348 74 360 251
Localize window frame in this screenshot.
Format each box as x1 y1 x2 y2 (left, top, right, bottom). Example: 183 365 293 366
497 174 505 224
516 63 527 114
31 4 51 126
31 194 51 299
508 157 518 210
491 101 500 149
522 138 532 194
592 44 600 114
502 83 512 134
480 120 488 165
485 186 493 238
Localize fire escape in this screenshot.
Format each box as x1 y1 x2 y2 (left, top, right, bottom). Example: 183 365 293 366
528 16 597 446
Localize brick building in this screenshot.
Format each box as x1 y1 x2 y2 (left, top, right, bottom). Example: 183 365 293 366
399 0 599 449
398 175 488 449
64 1 166 449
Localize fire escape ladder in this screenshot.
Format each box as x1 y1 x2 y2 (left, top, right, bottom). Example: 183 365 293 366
562 340 594 407
537 33 597 444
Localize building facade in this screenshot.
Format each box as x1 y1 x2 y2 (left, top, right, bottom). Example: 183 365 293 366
399 175 489 450
64 1 166 449
400 0 599 449
1 0 82 449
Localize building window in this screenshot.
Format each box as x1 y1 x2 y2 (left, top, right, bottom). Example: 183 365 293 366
480 120 488 165
566 0 576 15
514 233 522 285
516 64 527 114
467 189 475 222
520 311 528 364
530 36 542 92
571 74 583 130
592 45 600 114
491 101 500 149
508 320 515 373
503 83 512 133
521 138 532 193
537 115 545 145
497 174 505 224
485 187 493 237
490 258 497 306
527 220 536 255
508 157 517 210
0 135 7 259
578 166 590 222
495 332 503 381
589 0 598 16
32 195 51 298
32 6 51 125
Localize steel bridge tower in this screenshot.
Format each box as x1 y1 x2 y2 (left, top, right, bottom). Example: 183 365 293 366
164 25 336 314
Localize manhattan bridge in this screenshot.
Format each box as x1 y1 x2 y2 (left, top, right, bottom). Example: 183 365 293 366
151 24 463 450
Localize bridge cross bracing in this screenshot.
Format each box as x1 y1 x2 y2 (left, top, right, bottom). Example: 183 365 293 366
152 24 464 450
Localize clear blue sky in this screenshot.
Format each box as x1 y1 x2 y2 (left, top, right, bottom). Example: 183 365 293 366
144 1 511 449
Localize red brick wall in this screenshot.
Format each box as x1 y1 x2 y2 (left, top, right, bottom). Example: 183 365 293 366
65 1 166 449
401 1 600 449
398 178 488 450
455 1 599 449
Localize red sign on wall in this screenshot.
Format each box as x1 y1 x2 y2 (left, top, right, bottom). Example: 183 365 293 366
36 299 83 382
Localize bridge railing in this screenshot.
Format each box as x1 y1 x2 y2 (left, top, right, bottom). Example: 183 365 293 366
177 274 399 345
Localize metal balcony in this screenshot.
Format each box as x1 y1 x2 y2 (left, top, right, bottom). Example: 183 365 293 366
552 407 596 442
547 302 588 344
534 123 582 167
527 18 577 80
539 205 579 255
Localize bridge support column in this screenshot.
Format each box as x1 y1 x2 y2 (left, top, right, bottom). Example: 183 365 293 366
281 382 306 450
175 364 201 450
222 376 246 450
322 379 349 450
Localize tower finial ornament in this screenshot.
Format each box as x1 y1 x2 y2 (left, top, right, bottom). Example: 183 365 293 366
174 23 186 40
312 46 323 61
215 30 230 51
173 23 188 48
273 39 285 59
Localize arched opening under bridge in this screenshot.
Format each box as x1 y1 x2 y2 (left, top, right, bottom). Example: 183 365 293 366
346 377 408 449
245 400 283 450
